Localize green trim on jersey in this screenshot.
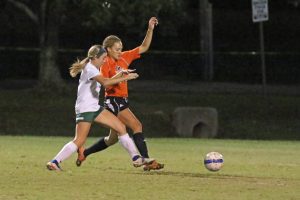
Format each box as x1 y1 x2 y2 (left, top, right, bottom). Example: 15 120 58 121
75 107 104 124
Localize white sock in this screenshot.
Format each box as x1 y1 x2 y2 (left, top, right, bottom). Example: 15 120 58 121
118 134 139 159
53 141 78 163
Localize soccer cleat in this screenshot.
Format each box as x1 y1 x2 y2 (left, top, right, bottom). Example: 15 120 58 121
76 146 86 167
132 155 155 168
143 160 164 171
46 160 62 171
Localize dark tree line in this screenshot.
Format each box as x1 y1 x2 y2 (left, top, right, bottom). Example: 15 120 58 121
1 0 300 85
2 0 188 86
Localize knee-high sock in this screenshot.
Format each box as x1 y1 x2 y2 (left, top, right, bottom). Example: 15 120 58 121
84 138 108 157
53 141 78 163
118 134 139 159
133 132 149 158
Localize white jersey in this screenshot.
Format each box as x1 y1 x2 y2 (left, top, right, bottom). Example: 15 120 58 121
75 62 101 114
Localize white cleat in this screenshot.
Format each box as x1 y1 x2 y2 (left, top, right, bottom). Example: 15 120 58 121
46 160 62 171
132 156 155 167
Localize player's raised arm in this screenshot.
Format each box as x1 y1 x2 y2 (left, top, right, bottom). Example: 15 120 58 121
139 17 158 54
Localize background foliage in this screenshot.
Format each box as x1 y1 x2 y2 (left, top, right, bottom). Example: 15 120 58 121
1 1 300 83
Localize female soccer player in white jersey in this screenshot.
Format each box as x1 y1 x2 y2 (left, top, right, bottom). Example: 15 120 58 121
46 45 153 171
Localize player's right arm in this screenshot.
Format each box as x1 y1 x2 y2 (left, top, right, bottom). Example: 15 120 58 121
111 69 136 79
93 73 139 88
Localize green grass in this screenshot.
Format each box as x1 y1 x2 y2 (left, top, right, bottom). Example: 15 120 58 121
0 136 299 200
0 84 299 139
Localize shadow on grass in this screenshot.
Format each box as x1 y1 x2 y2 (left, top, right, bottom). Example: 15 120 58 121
129 170 292 183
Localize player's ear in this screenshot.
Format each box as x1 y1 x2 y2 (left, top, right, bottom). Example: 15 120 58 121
106 47 113 53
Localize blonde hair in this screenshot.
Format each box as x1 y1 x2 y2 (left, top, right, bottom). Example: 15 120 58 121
102 35 122 49
69 45 106 77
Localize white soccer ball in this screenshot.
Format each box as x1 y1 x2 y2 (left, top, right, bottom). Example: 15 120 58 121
204 151 224 171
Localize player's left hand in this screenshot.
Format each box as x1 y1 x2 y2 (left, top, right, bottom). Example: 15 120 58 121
122 69 136 74
148 17 158 30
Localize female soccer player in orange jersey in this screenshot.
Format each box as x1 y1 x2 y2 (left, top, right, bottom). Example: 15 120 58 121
76 17 164 171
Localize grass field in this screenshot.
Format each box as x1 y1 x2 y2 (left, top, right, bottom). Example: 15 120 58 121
0 136 299 200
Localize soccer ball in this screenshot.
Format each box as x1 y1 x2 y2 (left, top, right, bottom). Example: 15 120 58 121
204 151 224 171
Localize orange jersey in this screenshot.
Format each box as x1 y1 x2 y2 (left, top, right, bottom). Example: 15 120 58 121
100 47 141 97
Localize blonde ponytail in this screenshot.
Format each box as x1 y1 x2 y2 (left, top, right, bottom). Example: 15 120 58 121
69 57 89 78
69 45 106 78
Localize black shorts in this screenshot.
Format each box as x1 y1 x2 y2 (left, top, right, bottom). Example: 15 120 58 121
104 96 129 116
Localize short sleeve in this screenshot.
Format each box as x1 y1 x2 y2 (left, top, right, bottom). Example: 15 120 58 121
86 64 100 80
122 47 141 65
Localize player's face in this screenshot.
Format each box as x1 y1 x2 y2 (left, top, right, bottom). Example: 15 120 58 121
95 53 107 67
107 41 122 60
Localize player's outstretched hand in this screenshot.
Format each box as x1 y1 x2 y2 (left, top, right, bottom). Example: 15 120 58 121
122 69 136 74
148 17 158 30
126 73 139 80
